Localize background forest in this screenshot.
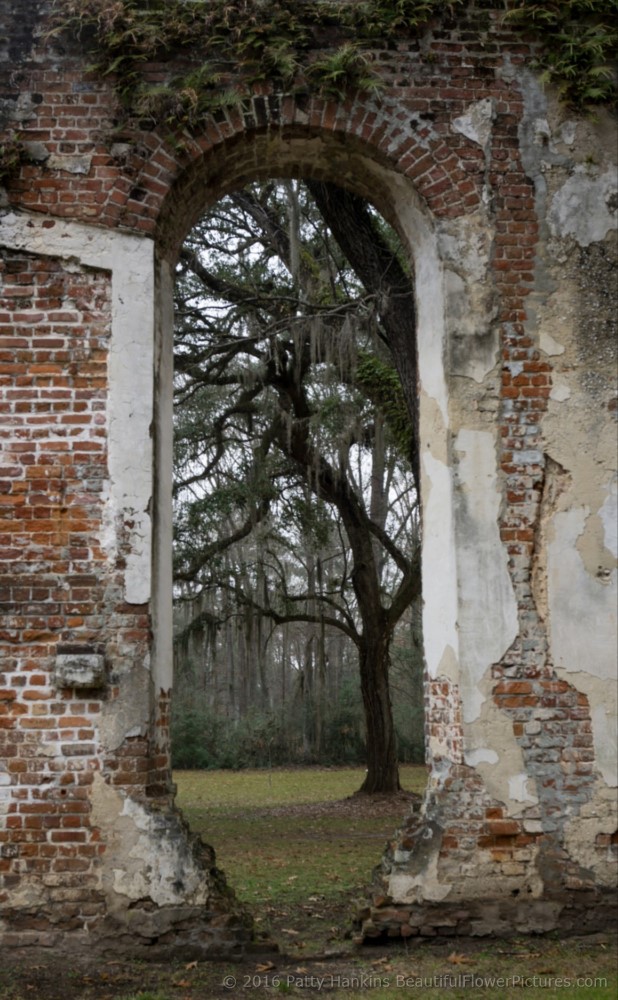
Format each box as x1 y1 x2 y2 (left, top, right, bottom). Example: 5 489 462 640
170 180 425 785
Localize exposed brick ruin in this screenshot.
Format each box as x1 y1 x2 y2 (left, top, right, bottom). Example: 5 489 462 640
1 0 616 956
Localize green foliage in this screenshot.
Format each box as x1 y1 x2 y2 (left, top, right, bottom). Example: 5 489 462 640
319 0 462 39
49 0 462 126
306 44 382 100
356 351 413 458
171 681 424 770
172 707 295 769
47 0 617 128
504 0 618 106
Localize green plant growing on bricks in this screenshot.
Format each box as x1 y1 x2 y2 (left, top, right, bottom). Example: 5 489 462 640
45 0 617 136
504 0 618 106
3 0 614 180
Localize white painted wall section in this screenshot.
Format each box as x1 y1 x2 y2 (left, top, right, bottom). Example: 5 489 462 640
421 450 460 679
453 429 519 722
547 502 618 786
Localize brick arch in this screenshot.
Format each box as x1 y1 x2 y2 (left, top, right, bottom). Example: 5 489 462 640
97 91 483 251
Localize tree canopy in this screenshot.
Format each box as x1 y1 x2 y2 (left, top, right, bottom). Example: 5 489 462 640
172 180 423 792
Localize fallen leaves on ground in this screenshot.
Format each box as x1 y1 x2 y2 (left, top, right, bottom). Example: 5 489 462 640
447 951 475 965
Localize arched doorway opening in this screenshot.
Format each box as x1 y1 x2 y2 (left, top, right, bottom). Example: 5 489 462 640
171 177 424 788
150 124 457 926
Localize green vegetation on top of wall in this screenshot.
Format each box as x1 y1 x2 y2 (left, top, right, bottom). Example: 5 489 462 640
505 0 618 107
1 0 615 181
44 0 617 118
45 0 471 124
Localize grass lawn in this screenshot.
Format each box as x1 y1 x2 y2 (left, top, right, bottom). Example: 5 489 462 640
172 766 617 1000
175 764 425 909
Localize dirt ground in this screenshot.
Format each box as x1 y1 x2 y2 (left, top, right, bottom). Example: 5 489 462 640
1 928 617 1000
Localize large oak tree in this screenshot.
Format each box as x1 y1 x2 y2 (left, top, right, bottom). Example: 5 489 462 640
173 180 420 793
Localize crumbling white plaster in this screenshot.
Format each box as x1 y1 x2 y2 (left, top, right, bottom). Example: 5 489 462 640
454 430 519 722
99 659 150 751
590 702 618 787
464 681 539 815
508 773 533 803
547 504 618 786
600 478 618 559
388 853 452 905
548 167 618 246
548 507 617 682
564 784 618 885
549 381 570 402
540 330 565 356
438 215 498 383
421 452 460 681
46 153 92 174
452 98 494 149
90 773 210 907
396 180 448 424
464 748 498 766
0 210 155 606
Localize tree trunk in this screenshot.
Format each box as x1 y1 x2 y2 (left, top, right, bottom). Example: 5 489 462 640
357 629 400 794
306 180 420 485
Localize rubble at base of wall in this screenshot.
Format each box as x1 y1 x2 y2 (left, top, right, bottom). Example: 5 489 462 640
0 906 262 961
354 890 618 943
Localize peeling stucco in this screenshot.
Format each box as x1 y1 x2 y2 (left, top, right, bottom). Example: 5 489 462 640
464 682 539 816
388 851 452 905
438 214 498 383
90 773 211 909
421 450 459 681
548 168 618 247
452 98 494 150
548 508 617 672
453 430 519 722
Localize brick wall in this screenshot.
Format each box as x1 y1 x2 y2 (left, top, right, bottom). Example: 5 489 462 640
0 250 111 939
1 0 616 954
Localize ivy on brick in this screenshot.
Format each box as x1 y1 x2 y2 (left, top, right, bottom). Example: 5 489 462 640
1 0 615 179
42 1 618 125
43 1 475 125
504 0 618 107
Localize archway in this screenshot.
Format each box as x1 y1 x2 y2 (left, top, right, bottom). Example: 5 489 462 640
151 122 458 801
2 0 616 957
144 121 465 942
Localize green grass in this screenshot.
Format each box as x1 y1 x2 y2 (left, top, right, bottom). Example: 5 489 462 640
175 763 428 809
173 765 618 1000
175 765 425 907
